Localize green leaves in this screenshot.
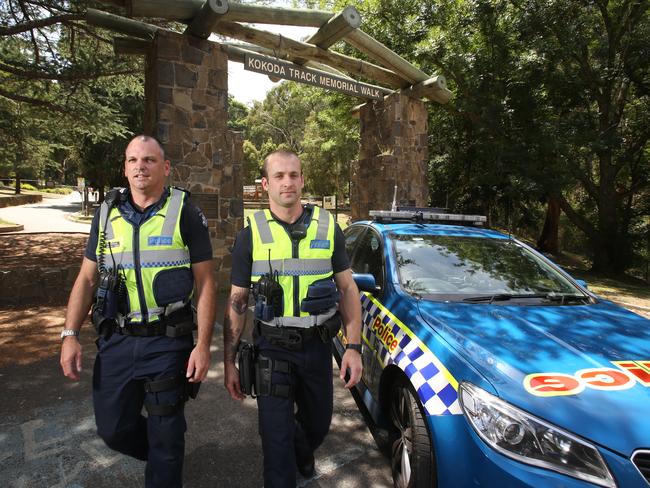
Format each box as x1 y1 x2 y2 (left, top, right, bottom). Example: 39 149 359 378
339 0 648 272
0 0 146 186
237 80 358 197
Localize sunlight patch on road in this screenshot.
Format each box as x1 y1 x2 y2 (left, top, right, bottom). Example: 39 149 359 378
297 445 372 487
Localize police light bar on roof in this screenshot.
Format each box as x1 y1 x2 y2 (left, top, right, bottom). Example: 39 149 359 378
369 209 487 226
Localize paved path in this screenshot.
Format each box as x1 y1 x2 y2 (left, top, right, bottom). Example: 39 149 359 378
0 192 90 233
0 320 393 488
0 194 394 486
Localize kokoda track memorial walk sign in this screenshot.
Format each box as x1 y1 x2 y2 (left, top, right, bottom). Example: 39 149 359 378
244 53 390 101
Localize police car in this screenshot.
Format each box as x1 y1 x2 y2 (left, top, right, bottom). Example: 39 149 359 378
333 208 650 488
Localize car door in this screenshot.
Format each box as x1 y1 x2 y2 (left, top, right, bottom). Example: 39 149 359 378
349 227 386 395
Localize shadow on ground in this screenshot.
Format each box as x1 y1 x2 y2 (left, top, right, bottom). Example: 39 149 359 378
0 316 391 488
0 233 391 487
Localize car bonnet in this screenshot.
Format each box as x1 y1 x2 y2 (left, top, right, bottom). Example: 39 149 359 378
418 299 650 456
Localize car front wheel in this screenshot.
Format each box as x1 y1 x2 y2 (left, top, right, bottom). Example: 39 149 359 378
389 378 436 488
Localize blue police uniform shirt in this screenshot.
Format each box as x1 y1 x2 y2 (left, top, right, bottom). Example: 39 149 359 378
230 206 350 288
85 188 213 264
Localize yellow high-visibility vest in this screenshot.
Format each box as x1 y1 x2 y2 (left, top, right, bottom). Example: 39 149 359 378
96 187 192 324
248 206 336 328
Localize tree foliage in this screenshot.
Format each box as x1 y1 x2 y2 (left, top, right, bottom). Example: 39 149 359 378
301 92 358 197
320 0 649 274
245 82 324 154
2 0 648 276
228 95 249 132
0 0 144 187
241 80 359 196
514 0 650 272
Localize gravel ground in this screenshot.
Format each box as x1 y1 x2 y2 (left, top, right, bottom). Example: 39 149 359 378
1 233 87 269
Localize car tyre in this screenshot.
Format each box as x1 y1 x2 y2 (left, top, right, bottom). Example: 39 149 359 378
389 378 435 488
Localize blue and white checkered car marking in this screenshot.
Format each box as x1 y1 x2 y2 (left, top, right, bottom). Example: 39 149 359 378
361 293 462 416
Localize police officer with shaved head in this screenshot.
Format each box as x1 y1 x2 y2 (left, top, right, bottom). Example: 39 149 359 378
60 135 216 487
224 149 363 487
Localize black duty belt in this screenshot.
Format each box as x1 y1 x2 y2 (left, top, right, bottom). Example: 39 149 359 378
116 315 194 338
255 321 323 350
257 322 319 341
116 321 167 337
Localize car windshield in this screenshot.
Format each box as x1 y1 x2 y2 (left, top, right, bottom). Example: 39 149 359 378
392 234 585 302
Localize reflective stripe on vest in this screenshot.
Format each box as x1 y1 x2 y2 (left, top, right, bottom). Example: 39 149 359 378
97 187 191 324
248 206 335 325
264 308 337 329
102 249 191 270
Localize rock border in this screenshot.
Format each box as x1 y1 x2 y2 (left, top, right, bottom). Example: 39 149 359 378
0 224 24 233
0 194 42 208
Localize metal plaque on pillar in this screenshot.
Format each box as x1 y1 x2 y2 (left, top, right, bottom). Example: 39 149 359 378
190 192 219 219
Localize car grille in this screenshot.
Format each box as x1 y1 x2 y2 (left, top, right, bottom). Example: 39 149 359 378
632 450 650 484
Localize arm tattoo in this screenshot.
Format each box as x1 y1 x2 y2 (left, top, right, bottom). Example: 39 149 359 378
223 315 239 364
223 290 249 364
230 291 248 315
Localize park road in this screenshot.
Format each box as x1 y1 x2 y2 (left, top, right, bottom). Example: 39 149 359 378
0 192 90 233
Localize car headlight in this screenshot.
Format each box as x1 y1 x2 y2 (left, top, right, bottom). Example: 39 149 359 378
459 382 615 487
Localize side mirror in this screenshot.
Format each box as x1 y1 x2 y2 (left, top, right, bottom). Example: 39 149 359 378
353 273 379 294
575 279 588 290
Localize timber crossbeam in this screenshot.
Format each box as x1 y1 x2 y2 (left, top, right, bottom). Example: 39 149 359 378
127 0 332 27
184 0 229 39
214 20 407 89
91 0 454 104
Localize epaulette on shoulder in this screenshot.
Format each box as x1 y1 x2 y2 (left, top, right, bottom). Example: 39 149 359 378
171 185 190 197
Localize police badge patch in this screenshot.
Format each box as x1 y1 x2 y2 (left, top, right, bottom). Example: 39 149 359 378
198 209 208 228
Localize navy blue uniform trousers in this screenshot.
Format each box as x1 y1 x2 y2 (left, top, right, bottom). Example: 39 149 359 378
93 333 193 488
255 334 334 488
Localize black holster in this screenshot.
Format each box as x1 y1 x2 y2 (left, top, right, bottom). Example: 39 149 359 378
183 375 201 401
91 305 118 341
237 342 292 398
143 372 200 416
238 341 257 396
316 313 342 343
166 319 195 338
255 354 292 398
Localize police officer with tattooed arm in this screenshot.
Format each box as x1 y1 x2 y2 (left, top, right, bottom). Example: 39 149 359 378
223 150 363 488
59 135 216 488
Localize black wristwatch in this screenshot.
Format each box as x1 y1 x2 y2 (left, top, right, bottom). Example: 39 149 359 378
346 343 362 353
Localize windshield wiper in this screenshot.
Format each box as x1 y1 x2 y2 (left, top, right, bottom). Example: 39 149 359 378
463 293 590 304
462 293 549 303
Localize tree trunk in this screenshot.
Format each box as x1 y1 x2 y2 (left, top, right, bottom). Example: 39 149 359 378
83 187 90 216
591 239 617 274
13 155 21 194
537 195 561 254
591 225 632 275
591 146 631 274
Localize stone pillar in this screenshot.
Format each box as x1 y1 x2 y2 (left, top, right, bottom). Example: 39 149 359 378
351 92 428 221
144 31 243 286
